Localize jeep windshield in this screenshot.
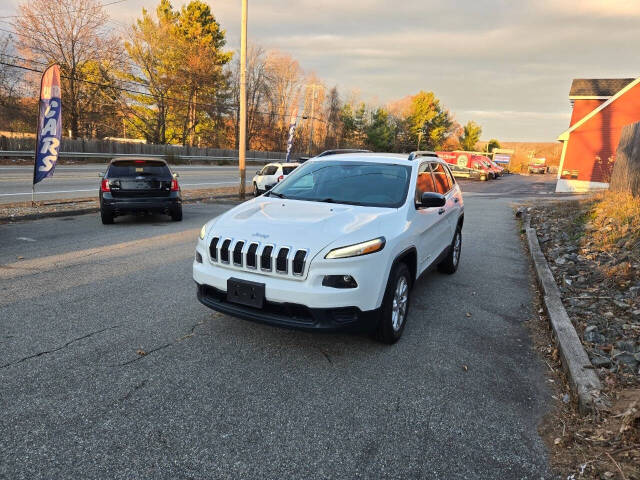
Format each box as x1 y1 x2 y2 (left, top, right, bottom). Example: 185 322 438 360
268 160 411 208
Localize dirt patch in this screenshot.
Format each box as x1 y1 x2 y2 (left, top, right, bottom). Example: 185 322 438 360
524 196 640 479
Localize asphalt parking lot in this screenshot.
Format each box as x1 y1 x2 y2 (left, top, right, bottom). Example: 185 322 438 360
0 174 557 479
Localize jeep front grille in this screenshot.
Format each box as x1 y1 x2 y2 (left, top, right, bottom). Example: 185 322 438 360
220 239 231 263
261 245 273 270
233 241 244 266
209 237 219 261
208 238 309 279
246 243 258 269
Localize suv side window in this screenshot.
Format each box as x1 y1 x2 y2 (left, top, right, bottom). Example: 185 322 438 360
415 162 437 204
430 162 452 194
264 165 278 175
443 163 456 186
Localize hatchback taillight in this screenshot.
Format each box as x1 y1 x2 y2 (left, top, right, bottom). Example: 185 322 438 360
277 175 284 182
100 179 110 192
171 178 179 191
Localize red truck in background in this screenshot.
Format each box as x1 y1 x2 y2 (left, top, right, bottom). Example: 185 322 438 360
476 155 503 177
436 151 493 181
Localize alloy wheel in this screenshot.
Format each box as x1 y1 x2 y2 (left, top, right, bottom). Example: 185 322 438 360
391 276 409 331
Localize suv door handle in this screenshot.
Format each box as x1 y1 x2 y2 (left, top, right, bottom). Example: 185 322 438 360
438 208 445 215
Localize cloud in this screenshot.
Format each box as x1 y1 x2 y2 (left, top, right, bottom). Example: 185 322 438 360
2 0 639 141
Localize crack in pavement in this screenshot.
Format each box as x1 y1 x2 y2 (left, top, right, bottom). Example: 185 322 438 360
0 325 120 369
118 379 148 402
117 319 209 367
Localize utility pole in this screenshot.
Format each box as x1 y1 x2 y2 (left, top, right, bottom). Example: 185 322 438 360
307 84 319 157
238 0 248 199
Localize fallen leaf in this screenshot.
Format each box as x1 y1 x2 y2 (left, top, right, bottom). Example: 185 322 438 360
17 256 24 260
136 349 147 356
465 312 472 318
462 365 468 371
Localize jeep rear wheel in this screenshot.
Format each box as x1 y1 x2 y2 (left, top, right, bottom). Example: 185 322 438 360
375 262 411 344
438 227 462 274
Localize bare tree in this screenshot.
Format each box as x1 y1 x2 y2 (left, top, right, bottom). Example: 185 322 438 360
14 0 122 138
264 50 303 150
229 44 269 149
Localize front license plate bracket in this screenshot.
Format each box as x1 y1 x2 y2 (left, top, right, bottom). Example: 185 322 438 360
227 278 265 308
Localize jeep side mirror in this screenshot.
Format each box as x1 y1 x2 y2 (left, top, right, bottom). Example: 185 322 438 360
256 170 261 175
98 172 104 178
420 192 446 208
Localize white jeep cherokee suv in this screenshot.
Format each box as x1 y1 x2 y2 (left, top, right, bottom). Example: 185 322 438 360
194 152 464 343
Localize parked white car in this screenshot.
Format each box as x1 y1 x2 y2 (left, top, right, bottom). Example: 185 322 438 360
252 162 299 196
194 152 464 343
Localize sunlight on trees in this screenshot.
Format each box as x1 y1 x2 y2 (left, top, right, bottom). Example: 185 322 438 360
2 0 483 153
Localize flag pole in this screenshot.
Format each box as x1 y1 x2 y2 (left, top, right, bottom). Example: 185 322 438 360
31 67 46 208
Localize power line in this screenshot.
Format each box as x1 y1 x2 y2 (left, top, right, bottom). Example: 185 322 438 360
0 0 129 19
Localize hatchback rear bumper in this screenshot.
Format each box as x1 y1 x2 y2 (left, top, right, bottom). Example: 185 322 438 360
101 192 181 213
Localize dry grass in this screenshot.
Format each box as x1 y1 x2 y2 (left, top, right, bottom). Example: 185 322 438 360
588 191 640 255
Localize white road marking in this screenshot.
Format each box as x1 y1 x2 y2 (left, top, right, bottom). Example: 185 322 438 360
0 181 249 197
17 237 36 242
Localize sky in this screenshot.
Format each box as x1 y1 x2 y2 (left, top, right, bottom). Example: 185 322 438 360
1 0 639 142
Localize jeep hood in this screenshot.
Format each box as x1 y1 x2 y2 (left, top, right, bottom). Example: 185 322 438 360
209 197 398 254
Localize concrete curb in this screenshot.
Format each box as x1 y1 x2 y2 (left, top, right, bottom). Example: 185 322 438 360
0 194 240 223
524 215 602 413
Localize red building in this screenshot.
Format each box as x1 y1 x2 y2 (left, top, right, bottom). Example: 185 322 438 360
556 77 640 192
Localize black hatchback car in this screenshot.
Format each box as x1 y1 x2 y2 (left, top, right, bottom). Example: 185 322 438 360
99 158 182 224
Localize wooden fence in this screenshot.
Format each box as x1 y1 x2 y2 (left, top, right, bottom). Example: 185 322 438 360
610 122 640 196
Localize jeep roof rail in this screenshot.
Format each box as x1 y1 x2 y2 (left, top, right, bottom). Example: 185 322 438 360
407 151 437 161
314 149 371 157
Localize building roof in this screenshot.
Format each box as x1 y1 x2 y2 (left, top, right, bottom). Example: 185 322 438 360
558 76 640 141
569 78 635 97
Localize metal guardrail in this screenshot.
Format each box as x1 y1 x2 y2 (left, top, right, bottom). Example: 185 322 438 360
0 151 279 163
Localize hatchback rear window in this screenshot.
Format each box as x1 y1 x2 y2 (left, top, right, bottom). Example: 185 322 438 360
108 161 171 177
282 166 297 175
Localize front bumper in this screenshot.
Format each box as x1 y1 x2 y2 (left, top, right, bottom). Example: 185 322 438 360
196 283 381 332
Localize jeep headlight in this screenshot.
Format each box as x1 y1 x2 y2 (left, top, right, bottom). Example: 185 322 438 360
199 224 207 240
325 237 386 259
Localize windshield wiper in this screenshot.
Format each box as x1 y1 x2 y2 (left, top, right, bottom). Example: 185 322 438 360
268 191 287 199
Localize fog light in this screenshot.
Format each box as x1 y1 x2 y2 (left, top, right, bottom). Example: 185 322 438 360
195 251 203 263
322 274 357 289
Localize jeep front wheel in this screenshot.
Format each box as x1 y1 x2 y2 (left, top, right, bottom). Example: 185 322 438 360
375 262 411 344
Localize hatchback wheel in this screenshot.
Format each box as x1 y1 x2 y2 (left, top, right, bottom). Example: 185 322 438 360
375 262 411 344
100 207 114 225
170 205 183 221
253 182 260 196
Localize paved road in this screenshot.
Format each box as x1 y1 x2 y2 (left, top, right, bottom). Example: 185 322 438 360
0 175 553 479
0 164 255 204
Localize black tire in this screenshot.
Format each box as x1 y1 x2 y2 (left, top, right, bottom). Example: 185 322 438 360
100 207 114 225
253 182 260 197
170 205 183 221
438 227 462 274
375 262 412 344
